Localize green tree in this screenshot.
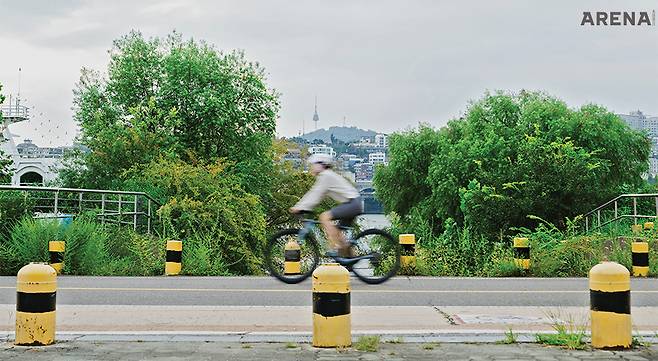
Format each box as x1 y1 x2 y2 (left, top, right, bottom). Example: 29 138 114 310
64 31 280 197
375 91 650 239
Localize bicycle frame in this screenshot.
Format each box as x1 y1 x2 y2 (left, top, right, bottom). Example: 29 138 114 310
298 218 375 268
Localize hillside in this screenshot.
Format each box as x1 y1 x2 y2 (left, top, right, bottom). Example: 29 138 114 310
301 126 378 143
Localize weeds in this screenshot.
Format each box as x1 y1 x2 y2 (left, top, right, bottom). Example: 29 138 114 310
354 335 380 352
535 311 587 350
284 342 298 349
498 328 517 344
422 343 436 350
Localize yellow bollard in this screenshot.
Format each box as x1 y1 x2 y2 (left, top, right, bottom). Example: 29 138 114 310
165 240 182 276
589 261 631 349
643 222 654 231
312 263 351 348
48 241 65 274
632 241 649 277
513 237 530 271
15 263 57 345
399 234 416 271
631 224 642 234
284 240 301 275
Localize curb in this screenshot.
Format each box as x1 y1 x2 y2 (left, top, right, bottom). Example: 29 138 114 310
1 331 657 344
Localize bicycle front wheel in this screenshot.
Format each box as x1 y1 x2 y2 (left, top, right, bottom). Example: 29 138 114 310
350 229 400 284
265 228 320 284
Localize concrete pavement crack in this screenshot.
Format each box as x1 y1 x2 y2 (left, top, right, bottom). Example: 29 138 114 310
433 306 457 326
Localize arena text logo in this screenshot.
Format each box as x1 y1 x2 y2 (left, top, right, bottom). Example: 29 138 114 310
581 11 656 26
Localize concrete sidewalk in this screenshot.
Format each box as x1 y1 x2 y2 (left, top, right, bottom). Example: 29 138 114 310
1 341 657 360
1 305 657 333
1 304 656 346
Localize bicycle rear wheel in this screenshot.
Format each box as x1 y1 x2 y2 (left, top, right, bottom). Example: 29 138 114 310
265 228 320 284
350 228 400 284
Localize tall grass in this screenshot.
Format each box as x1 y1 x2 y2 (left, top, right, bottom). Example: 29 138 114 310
0 215 167 276
392 213 656 277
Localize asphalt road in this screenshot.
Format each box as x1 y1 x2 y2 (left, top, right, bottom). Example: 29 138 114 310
0 276 656 307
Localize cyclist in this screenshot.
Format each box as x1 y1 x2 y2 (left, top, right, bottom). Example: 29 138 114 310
289 153 363 257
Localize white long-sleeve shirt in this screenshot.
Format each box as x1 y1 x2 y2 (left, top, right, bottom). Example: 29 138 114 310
294 169 360 211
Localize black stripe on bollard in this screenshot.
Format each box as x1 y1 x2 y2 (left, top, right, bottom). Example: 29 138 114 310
285 250 301 262
313 292 350 317
632 253 649 267
590 290 630 314
514 247 530 259
166 250 182 263
49 252 64 264
16 292 56 313
402 244 415 256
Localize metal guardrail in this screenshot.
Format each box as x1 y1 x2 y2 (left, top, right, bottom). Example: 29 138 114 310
0 185 162 234
583 193 658 232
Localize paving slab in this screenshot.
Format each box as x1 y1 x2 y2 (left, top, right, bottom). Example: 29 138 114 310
0 341 656 360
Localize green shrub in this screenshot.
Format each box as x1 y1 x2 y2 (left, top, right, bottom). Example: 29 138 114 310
0 218 59 274
0 191 36 233
61 217 111 275
181 234 232 276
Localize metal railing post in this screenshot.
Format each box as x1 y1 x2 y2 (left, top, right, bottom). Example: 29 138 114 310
633 197 637 225
597 210 601 228
101 194 106 225
118 195 122 225
54 191 59 215
79 192 83 213
614 200 618 219
147 199 152 234
586 217 589 232
133 195 138 232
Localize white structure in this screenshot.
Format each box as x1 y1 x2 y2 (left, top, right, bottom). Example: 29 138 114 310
374 133 388 148
369 152 386 165
619 110 658 136
1 98 67 185
308 144 336 158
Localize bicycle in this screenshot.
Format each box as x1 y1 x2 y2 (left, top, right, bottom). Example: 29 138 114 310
264 215 400 284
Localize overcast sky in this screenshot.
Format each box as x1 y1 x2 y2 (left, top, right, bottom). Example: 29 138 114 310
0 0 657 147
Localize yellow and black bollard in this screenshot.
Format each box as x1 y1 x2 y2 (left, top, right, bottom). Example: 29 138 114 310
15 263 57 345
513 237 530 271
165 240 182 276
631 224 642 235
312 263 351 348
632 241 649 277
284 240 301 276
643 221 654 231
49 241 65 274
589 261 631 349
399 234 416 272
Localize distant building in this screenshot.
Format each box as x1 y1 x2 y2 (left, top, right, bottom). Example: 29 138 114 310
618 110 658 178
369 152 386 165
619 110 658 136
308 144 336 158
650 158 658 176
374 134 388 148
282 148 302 168
354 162 374 181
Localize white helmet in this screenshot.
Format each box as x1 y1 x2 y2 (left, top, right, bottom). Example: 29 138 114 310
308 153 334 166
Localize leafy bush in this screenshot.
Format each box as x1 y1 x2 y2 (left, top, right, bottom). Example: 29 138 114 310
0 191 36 234
0 215 165 276
132 158 266 275
0 218 59 274
375 91 650 240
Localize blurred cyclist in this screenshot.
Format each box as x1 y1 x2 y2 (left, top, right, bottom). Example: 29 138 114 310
289 153 363 257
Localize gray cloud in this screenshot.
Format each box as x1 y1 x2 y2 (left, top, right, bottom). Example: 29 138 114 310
0 0 657 145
